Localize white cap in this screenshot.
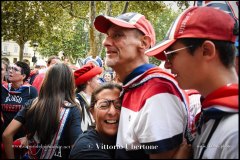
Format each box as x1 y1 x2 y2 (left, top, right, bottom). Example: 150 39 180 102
35 59 47 67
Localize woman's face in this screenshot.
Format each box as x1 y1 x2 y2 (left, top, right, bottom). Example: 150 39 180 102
91 88 121 137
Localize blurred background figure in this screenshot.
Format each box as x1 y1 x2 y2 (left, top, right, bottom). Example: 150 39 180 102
28 59 47 85
32 55 61 92
74 62 103 132
1 60 9 85
35 59 47 70
112 71 122 85
103 72 113 82
1 60 9 158
63 56 71 65
83 56 103 68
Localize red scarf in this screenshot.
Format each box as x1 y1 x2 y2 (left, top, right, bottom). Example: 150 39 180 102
202 84 238 110
195 84 238 133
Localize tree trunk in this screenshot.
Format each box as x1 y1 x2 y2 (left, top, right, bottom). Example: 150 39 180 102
89 1 97 58
121 1 129 14
98 1 112 58
19 41 25 62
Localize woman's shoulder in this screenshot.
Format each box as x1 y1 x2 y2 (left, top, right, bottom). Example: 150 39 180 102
74 129 101 147
63 101 80 110
69 129 113 159
67 104 81 114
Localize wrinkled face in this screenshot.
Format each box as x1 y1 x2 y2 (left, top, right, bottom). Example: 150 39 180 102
8 64 25 83
103 25 142 68
91 88 121 137
164 41 204 90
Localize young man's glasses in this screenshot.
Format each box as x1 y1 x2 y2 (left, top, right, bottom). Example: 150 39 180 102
164 45 193 63
8 66 21 73
95 98 122 111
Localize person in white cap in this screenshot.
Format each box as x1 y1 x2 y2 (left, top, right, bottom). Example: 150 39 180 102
94 12 192 159
28 59 47 84
146 6 238 159
32 56 61 92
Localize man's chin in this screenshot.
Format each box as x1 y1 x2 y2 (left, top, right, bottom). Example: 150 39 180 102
105 60 117 68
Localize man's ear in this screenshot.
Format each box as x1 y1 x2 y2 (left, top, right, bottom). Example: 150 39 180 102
202 40 216 60
22 74 26 81
141 35 151 50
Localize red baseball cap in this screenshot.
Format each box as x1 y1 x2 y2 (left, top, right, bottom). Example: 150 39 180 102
146 6 238 60
74 63 103 86
94 12 156 47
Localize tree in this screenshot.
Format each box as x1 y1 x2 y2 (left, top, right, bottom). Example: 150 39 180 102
2 1 189 65
1 1 65 61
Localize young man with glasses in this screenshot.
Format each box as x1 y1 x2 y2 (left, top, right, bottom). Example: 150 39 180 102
94 12 192 159
146 6 238 159
1 61 38 158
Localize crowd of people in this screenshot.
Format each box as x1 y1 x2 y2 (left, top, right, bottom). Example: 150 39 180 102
1 4 239 159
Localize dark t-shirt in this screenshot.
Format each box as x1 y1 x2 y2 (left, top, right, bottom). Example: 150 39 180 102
1 84 38 139
14 102 82 159
69 129 115 159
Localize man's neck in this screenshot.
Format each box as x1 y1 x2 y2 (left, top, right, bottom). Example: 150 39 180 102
113 62 148 83
11 81 23 89
199 67 238 97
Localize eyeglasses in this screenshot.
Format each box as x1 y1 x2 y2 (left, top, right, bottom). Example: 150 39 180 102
164 45 193 63
95 98 122 111
8 66 21 73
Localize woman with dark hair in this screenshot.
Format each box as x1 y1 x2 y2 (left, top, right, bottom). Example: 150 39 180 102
69 82 122 159
3 63 82 159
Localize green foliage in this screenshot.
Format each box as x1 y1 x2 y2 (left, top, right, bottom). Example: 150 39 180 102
2 1 42 43
2 1 188 65
1 1 64 60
